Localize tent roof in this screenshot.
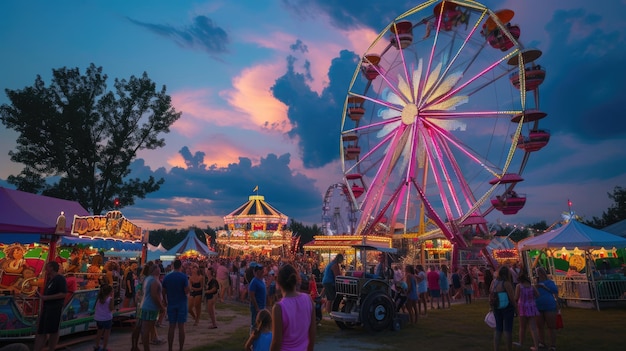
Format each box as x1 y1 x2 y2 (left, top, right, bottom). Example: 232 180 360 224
165 230 216 257
517 220 626 251
156 243 167 252
224 195 288 224
603 219 626 238
488 236 516 251
0 187 90 234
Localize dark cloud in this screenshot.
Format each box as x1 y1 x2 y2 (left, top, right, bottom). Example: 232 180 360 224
540 8 626 140
127 15 228 54
281 0 414 31
179 146 206 170
290 39 309 53
271 49 359 168
122 152 322 228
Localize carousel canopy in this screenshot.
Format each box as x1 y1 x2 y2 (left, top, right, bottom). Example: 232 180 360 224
165 230 216 257
0 187 90 234
517 220 626 251
223 195 288 226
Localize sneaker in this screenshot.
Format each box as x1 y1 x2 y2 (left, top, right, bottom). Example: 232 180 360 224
513 342 522 347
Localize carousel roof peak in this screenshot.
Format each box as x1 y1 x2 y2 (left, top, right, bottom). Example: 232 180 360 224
223 193 288 224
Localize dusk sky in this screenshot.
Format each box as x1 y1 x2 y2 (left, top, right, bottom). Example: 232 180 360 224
1 0 625 232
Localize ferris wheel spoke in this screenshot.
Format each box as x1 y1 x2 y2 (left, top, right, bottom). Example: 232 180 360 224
423 118 501 176
421 9 488 106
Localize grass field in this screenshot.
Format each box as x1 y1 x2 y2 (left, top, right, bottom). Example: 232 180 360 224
193 298 626 351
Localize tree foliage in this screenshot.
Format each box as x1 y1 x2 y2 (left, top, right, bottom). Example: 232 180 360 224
289 219 322 252
0 64 181 214
585 186 626 228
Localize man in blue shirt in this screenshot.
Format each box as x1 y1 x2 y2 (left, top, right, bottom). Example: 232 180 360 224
248 264 266 329
162 259 190 351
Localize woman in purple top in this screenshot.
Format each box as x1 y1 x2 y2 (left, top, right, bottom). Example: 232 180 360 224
271 264 315 351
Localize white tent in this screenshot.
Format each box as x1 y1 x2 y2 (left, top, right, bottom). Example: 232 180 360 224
155 242 167 252
104 249 142 259
517 220 626 310
518 220 626 251
164 230 217 257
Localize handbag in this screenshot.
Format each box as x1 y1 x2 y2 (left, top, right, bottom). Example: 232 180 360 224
484 310 496 328
556 310 564 329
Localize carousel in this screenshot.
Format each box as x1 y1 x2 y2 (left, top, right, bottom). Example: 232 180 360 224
216 193 292 258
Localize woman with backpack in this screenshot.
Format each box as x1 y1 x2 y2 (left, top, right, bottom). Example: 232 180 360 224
490 266 516 351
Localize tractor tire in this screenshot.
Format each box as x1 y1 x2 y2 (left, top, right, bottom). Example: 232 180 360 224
332 294 358 329
359 290 395 332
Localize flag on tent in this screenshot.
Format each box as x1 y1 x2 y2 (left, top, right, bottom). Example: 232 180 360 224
253 185 259 193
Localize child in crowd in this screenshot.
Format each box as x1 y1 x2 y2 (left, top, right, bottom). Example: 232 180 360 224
244 308 272 351
94 284 114 351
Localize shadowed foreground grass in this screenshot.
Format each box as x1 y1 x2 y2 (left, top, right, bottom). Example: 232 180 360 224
192 299 626 351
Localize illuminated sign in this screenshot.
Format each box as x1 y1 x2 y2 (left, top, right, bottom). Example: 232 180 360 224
71 211 142 242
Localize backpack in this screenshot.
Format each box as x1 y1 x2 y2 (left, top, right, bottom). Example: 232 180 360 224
490 281 509 309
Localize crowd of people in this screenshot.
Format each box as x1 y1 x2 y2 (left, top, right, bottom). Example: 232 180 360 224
22 248 561 351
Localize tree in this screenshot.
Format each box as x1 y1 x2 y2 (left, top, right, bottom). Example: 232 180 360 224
0 64 181 214
289 219 322 252
585 186 626 228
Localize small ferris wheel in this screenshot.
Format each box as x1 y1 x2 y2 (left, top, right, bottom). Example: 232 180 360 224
321 183 358 235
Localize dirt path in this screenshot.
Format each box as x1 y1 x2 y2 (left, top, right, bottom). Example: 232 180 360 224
19 301 379 351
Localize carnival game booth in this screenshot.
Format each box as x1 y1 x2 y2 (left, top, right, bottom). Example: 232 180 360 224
517 220 626 310
0 188 88 339
0 188 144 340
487 236 519 265
216 195 292 258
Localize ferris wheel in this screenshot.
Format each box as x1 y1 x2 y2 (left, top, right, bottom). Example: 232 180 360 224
322 183 358 235
340 0 548 265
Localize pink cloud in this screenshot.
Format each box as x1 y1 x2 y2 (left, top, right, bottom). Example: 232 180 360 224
223 63 291 132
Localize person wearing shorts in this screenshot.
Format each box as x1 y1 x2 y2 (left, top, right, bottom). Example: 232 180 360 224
322 254 344 314
162 259 189 351
131 265 166 351
33 261 67 351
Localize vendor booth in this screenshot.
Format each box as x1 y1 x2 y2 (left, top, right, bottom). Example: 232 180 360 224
0 188 143 339
517 220 626 310
487 236 519 265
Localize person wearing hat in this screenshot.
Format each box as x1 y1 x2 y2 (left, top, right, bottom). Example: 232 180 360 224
248 265 266 330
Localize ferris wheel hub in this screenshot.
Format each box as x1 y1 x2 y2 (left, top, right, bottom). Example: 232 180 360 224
401 103 418 125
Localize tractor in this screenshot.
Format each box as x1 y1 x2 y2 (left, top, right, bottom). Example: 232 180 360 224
329 245 400 332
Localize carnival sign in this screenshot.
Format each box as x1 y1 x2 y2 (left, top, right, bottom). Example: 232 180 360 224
71 210 142 242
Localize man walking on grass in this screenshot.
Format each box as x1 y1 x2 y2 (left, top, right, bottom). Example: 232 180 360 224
162 259 189 351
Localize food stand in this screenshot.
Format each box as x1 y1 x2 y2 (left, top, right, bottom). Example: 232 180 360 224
518 220 626 310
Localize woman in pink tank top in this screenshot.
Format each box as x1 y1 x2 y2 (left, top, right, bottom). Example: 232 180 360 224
271 264 315 351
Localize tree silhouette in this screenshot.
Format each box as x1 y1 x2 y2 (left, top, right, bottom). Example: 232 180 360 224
0 64 181 214
585 186 626 228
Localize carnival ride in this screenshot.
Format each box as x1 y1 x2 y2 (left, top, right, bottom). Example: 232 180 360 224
340 0 548 268
322 183 358 235
0 207 142 341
